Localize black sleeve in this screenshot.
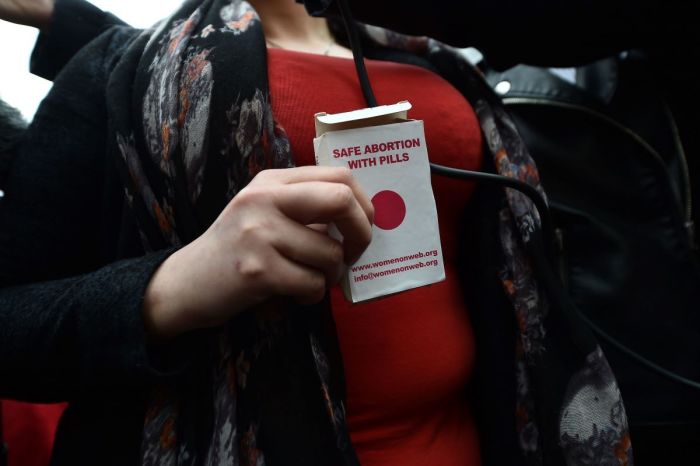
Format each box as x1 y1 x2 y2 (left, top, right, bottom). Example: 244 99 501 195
30 0 128 81
305 0 697 68
0 27 192 402
0 253 176 401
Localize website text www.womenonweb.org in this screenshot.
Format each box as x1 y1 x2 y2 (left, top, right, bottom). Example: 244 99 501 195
351 250 440 283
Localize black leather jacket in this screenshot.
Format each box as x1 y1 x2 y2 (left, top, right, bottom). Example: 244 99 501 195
485 54 700 465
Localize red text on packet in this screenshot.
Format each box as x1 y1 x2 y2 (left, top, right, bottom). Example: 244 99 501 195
364 138 421 154
332 138 421 159
332 146 362 158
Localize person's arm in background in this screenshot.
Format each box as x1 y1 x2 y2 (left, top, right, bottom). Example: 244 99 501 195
30 0 127 81
0 0 127 81
0 0 52 29
303 0 696 69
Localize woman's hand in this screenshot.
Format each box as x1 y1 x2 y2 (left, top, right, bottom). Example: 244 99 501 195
0 0 53 29
143 166 374 340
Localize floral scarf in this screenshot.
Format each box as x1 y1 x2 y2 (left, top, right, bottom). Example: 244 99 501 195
107 1 633 465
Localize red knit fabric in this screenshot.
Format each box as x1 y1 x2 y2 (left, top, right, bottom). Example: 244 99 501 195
1 400 66 466
268 48 483 466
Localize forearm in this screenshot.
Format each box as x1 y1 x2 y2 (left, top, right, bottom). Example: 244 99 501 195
0 0 53 30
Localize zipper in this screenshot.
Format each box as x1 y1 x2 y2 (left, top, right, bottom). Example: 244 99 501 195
502 96 696 248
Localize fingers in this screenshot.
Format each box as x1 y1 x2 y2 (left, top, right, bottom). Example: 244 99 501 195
256 166 374 224
272 181 372 263
268 252 328 305
272 220 345 286
306 224 329 233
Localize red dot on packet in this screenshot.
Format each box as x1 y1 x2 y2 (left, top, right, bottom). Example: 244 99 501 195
371 190 407 230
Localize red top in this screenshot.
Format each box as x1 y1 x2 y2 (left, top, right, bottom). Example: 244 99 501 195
268 48 483 466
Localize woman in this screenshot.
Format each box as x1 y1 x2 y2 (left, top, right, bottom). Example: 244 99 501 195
0 1 630 465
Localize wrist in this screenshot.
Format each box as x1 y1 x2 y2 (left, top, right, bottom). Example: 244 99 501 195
142 250 197 341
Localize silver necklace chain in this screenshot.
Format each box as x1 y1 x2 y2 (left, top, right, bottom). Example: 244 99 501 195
265 38 335 56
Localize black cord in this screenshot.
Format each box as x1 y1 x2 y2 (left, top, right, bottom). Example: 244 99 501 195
434 158 700 390
529 235 700 391
429 164 554 256
577 309 700 390
337 0 377 107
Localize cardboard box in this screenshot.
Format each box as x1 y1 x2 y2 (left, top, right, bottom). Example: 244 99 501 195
314 102 445 302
